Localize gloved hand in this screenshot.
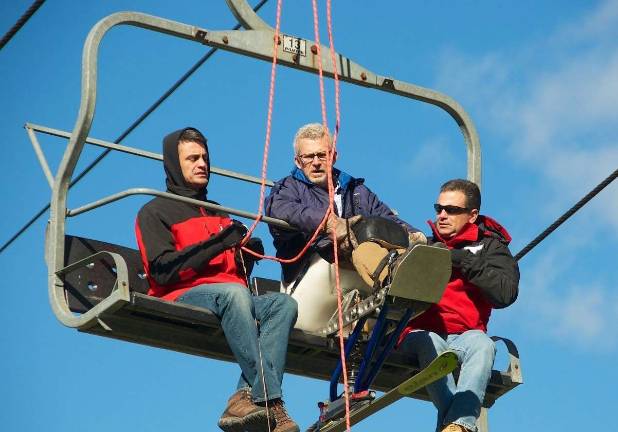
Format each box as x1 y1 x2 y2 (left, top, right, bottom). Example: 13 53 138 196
326 214 362 255
408 231 428 246
239 236 264 277
218 220 248 249
326 214 362 240
244 237 264 260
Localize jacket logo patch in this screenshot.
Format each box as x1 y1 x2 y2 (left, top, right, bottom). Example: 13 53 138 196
464 244 484 254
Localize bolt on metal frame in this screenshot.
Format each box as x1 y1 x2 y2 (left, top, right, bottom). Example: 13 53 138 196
43 0 483 358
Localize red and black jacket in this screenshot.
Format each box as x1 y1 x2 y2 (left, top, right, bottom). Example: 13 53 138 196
401 215 520 338
136 198 247 301
135 128 250 301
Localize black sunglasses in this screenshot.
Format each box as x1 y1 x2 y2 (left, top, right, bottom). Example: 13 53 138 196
434 203 471 215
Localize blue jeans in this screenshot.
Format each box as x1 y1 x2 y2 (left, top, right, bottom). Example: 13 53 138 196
400 330 496 432
177 283 298 402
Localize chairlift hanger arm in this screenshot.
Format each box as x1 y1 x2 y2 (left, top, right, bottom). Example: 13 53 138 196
226 0 271 31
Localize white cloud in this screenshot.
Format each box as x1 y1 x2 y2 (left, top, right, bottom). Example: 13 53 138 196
559 0 618 44
433 0 618 351
406 136 457 174
520 245 618 351
435 0 618 237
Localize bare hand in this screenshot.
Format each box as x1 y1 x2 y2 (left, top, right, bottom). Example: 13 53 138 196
408 231 428 246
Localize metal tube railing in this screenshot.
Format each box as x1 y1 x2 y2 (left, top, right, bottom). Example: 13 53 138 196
26 123 274 187
66 187 293 230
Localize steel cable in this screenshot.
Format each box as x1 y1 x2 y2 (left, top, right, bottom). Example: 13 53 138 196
515 167 618 261
0 0 46 52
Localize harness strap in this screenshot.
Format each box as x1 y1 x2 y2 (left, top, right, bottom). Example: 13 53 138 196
371 249 399 290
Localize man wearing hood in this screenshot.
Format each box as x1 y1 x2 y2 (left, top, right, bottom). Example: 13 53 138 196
135 127 299 432
398 179 520 432
264 123 426 332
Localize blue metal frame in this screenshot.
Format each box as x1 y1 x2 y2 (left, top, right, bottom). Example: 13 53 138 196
351 305 390 393
329 316 368 402
356 309 413 391
327 304 416 401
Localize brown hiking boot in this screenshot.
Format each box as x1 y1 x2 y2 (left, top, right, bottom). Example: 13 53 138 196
217 389 273 432
270 399 300 432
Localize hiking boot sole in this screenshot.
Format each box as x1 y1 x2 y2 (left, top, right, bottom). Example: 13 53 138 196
218 410 274 432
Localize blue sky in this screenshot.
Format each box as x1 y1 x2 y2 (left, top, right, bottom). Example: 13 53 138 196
1 1 617 431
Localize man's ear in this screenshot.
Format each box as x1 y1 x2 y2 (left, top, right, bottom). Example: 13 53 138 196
469 209 479 224
294 156 302 170
331 149 338 165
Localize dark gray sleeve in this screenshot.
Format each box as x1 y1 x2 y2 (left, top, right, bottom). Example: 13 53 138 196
453 239 520 308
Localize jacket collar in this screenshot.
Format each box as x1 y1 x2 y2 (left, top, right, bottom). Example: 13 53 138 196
427 214 512 247
428 219 479 248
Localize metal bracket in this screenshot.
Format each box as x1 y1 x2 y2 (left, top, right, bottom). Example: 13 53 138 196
318 288 388 336
52 250 131 329
491 336 523 384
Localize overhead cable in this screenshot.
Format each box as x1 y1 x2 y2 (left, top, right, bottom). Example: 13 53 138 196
515 167 618 261
0 0 46 52
0 0 270 255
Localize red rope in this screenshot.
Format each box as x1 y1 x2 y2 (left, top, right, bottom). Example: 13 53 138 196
311 0 328 127
240 0 333 266
238 2 350 425
241 207 332 263
242 0 283 243
236 0 350 432
323 1 350 429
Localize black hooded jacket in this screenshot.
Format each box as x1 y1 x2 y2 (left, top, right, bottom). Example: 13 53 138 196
135 128 259 301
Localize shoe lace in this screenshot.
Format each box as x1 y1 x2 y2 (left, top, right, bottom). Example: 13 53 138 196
272 400 292 425
241 389 253 401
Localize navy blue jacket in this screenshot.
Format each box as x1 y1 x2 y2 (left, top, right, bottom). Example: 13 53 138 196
265 167 420 283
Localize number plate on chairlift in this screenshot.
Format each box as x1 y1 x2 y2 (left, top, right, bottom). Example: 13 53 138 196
282 35 306 56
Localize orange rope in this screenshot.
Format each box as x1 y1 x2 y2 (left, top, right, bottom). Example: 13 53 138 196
236 2 350 425
239 0 333 267
241 207 332 263
242 0 283 243
236 2 351 429
322 0 351 429
311 0 328 127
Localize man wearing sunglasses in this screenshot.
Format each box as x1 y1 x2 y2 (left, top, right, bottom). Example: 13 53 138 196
398 179 520 432
264 123 426 332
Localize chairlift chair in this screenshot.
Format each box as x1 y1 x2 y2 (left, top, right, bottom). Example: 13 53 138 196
31 1 521 431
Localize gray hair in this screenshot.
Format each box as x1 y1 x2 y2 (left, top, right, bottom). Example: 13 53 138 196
293 123 332 154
